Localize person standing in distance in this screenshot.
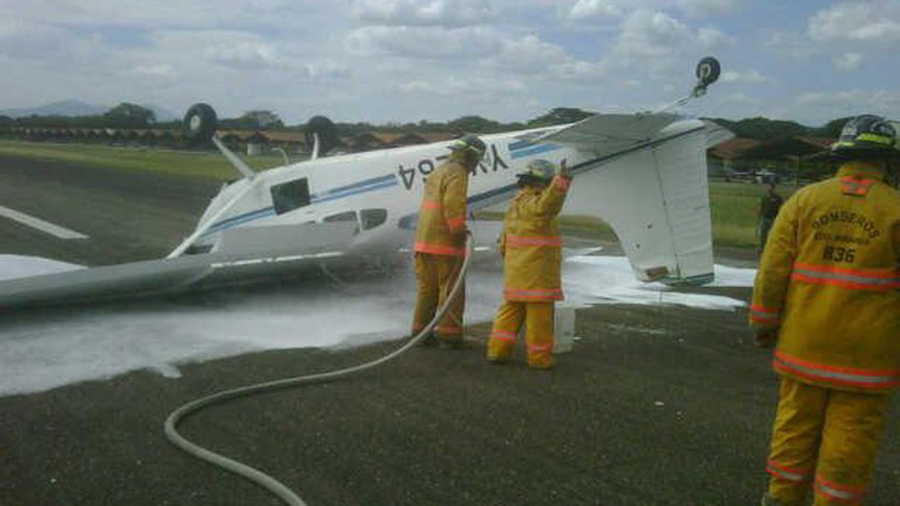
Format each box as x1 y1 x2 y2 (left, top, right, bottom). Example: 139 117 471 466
759 181 784 255
752 115 900 506
411 135 486 347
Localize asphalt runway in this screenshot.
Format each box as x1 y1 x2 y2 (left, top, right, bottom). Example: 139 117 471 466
0 154 219 265
1 153 898 505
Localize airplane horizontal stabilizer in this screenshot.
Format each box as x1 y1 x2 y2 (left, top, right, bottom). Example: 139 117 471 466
562 123 716 285
701 119 735 149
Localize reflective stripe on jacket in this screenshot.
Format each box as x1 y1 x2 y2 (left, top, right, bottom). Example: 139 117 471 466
750 161 900 392
501 176 570 301
414 159 468 256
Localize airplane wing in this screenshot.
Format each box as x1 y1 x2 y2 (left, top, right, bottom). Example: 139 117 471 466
0 222 357 309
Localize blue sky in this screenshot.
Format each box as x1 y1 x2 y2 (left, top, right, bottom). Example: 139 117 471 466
1 0 898 126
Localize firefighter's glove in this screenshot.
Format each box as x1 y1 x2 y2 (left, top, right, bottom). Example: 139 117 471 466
754 329 778 349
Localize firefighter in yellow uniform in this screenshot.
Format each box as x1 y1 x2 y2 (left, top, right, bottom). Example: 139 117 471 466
486 158 572 369
752 115 900 506
412 135 486 346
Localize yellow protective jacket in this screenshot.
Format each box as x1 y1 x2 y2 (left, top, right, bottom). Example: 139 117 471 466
499 175 571 301
750 161 900 392
414 159 468 256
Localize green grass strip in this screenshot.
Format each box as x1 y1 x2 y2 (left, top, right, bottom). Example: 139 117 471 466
0 140 288 181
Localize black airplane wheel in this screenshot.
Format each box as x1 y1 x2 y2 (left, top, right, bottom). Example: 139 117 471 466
696 57 721 87
183 103 218 144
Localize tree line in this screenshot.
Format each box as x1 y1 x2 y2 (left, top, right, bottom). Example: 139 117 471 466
0 102 851 141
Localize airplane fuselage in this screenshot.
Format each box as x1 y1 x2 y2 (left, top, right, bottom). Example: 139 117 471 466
190 117 707 262
191 124 585 255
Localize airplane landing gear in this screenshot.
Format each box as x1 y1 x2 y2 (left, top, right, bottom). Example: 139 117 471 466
183 103 218 144
693 56 721 97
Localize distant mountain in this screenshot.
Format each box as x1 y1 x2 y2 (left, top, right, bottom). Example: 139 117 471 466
0 100 178 122
1 100 108 118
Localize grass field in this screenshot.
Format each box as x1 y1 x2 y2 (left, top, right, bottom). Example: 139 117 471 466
0 140 798 249
0 140 287 180
709 181 797 248
483 182 798 250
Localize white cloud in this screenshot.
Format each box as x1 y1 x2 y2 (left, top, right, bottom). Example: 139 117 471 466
568 0 624 21
675 0 739 17
798 89 900 107
697 26 733 46
208 41 283 70
762 30 819 60
721 69 766 84
399 76 525 96
724 92 763 106
615 10 693 59
609 9 730 76
0 19 78 60
485 35 569 73
346 25 502 58
794 89 900 123
0 0 331 31
0 1 896 127
809 2 900 42
566 0 738 21
833 52 862 71
354 0 496 27
554 60 609 83
131 63 176 78
479 34 608 85
304 62 352 81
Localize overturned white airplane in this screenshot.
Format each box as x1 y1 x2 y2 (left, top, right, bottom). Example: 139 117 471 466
0 57 731 309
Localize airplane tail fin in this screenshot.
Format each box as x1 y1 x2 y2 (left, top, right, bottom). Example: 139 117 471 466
563 121 727 285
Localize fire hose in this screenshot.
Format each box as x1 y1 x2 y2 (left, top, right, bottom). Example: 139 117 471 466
164 234 475 506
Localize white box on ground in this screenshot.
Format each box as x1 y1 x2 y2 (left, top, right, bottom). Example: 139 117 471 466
553 304 576 354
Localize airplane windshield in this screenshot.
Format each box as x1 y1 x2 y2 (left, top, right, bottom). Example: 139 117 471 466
270 178 310 215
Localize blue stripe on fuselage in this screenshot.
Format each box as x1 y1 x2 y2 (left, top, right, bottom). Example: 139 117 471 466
510 143 562 159
508 140 531 151
201 174 399 236
310 179 398 204
315 174 397 198
202 207 276 236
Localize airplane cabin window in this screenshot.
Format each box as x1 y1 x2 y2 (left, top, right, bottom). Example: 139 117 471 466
360 208 388 231
270 179 311 215
323 211 357 223
323 211 360 234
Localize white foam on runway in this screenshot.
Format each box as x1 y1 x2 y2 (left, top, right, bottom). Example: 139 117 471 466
0 254 755 396
563 255 756 311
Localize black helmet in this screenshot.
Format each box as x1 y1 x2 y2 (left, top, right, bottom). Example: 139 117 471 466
449 134 487 159
831 114 898 158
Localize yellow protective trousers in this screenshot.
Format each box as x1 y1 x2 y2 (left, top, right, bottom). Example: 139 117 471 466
766 377 890 505
486 300 553 369
411 253 465 342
